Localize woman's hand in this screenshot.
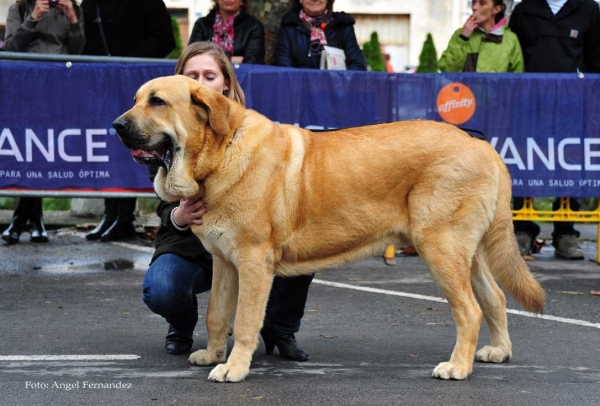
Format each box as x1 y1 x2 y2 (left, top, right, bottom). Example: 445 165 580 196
173 198 208 227
461 14 478 39
57 0 78 24
31 0 50 20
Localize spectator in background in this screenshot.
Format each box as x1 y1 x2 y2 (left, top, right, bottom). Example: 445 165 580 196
81 0 175 242
436 1 525 259
509 0 600 259
142 42 310 361
439 0 523 72
384 53 394 73
1 0 85 244
274 0 367 70
188 0 265 64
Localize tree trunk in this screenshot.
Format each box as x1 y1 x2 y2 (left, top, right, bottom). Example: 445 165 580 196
246 0 293 65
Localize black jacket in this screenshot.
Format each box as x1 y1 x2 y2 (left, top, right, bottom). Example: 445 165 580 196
509 0 600 73
151 200 213 269
275 9 366 71
189 9 265 64
81 0 175 58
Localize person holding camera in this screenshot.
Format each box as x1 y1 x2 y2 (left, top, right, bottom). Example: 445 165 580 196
2 0 84 244
4 0 84 54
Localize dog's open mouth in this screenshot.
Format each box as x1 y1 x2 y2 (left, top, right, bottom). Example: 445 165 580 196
128 139 173 171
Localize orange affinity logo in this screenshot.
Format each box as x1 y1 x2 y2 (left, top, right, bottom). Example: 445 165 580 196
436 83 476 125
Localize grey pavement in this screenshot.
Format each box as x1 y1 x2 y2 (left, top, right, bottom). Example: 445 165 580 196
0 212 599 406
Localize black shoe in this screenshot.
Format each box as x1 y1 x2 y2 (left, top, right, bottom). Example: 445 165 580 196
1 216 25 244
86 214 116 241
100 220 136 242
30 217 49 243
260 327 309 361
165 326 193 355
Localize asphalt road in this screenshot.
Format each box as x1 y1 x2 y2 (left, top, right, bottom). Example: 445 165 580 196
1 227 599 406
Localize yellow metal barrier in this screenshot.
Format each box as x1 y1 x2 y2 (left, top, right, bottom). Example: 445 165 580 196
383 197 600 264
512 197 600 263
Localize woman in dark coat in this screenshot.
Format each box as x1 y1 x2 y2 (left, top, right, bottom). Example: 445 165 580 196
189 0 265 64
274 0 366 70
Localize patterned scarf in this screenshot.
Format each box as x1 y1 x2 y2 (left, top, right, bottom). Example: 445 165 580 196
212 9 240 54
299 9 332 56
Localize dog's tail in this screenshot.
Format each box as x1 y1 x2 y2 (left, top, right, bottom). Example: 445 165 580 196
482 163 545 314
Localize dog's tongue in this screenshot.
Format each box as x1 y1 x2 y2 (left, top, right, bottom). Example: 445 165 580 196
130 149 159 159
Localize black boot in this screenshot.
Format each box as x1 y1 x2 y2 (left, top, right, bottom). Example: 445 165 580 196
99 219 136 242
100 198 136 242
165 325 193 354
1 215 26 244
30 216 49 243
86 199 117 241
28 198 48 243
260 327 309 361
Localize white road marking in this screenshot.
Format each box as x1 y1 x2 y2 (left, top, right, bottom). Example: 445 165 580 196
81 236 600 330
312 279 600 329
0 355 140 361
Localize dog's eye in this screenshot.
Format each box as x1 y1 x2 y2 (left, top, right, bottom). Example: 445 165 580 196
149 96 166 106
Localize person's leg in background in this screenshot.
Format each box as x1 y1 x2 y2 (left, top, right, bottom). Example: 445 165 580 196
2 197 35 244
513 197 540 256
143 253 213 354
100 197 137 242
86 198 118 241
552 197 583 259
261 273 315 361
29 197 49 243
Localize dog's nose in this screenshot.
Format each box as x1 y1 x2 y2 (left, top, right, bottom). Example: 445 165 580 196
112 116 130 133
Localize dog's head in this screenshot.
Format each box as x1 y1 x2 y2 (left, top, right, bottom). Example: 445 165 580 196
113 75 239 202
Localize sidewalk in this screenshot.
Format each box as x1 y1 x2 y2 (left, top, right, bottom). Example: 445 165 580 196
1 210 596 240
0 209 160 229
1 209 599 261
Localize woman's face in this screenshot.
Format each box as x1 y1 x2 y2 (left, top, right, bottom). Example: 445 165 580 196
301 0 328 17
181 53 228 94
218 0 243 14
471 0 501 26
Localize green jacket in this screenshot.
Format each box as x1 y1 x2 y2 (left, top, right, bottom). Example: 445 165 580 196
439 25 524 73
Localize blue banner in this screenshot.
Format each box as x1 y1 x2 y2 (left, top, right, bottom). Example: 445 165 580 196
1 60 599 196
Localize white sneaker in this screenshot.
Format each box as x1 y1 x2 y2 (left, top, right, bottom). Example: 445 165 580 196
554 234 584 260
515 232 533 256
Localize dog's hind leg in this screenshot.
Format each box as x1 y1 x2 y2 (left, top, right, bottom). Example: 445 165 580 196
207 248 275 383
189 256 238 367
417 229 482 380
471 249 512 363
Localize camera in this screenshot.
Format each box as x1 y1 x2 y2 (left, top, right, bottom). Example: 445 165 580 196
49 0 58 7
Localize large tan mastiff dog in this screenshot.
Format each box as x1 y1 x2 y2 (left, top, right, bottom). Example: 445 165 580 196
113 75 545 382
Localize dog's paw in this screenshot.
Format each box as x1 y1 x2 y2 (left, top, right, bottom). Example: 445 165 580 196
188 349 224 366
475 345 512 363
208 362 249 383
432 362 471 380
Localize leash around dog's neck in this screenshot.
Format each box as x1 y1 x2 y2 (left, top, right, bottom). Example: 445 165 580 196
458 127 486 140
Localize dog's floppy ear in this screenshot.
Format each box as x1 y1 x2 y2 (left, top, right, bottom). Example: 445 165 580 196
190 85 231 137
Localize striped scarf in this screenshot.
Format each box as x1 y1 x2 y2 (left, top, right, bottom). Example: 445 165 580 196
299 9 332 56
212 10 240 55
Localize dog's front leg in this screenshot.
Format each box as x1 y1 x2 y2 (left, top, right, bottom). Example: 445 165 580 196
188 256 238 367
208 250 274 383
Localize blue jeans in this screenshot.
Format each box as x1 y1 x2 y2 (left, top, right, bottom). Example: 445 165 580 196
142 254 313 336
143 254 212 336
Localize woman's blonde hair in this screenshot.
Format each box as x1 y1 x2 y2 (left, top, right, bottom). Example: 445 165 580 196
174 42 246 106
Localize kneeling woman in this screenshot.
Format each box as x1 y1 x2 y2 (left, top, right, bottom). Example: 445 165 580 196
142 42 315 361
